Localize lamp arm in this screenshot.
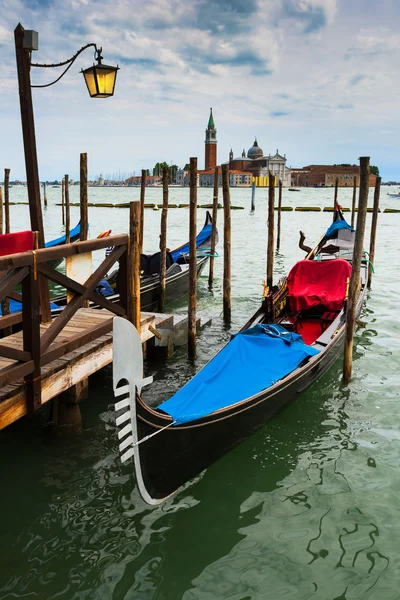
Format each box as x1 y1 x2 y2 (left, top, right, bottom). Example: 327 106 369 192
30 42 98 89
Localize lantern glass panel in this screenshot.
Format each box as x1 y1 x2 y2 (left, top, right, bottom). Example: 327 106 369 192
95 66 117 97
82 69 97 97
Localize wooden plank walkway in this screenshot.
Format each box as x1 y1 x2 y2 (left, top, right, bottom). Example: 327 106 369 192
0 308 169 430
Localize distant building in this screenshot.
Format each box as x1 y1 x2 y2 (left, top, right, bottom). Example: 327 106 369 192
291 165 377 187
204 108 217 170
98 174 104 186
125 175 162 186
226 140 291 186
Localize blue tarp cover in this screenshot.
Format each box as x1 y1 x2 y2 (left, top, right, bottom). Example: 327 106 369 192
45 223 81 248
324 219 354 240
157 324 320 425
170 221 212 262
0 298 59 315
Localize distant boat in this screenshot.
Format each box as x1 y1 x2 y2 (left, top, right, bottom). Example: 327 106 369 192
387 192 400 197
52 185 60 188
289 188 301 192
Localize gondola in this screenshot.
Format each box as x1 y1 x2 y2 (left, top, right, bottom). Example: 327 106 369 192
51 211 217 313
113 209 368 505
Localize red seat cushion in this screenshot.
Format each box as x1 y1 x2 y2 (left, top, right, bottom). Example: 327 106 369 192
0 231 34 257
287 258 352 313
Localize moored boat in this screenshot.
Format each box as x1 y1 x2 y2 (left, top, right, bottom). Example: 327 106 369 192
52 211 217 313
113 210 368 504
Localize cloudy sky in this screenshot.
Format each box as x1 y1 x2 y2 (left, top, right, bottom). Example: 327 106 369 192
0 0 399 181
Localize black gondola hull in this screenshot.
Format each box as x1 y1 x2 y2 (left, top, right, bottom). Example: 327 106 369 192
133 284 366 502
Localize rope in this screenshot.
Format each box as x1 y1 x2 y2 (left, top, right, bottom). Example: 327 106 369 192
197 251 219 258
131 419 177 447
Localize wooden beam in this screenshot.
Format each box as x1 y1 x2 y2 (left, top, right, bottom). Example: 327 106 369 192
40 245 126 352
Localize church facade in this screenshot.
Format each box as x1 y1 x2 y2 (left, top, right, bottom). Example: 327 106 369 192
226 140 291 187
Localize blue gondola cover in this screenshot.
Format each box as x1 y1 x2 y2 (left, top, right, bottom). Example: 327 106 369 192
169 221 212 262
157 324 320 424
324 219 354 240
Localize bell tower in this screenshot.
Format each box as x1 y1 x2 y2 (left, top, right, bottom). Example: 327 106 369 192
205 107 217 170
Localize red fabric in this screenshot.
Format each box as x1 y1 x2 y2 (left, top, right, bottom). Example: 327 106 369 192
287 258 352 312
0 231 34 257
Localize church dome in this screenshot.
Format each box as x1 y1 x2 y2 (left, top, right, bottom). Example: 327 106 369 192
247 138 263 159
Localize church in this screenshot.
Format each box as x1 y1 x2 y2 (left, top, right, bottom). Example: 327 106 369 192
200 108 291 187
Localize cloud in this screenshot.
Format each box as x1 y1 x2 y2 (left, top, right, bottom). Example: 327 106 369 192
280 0 337 32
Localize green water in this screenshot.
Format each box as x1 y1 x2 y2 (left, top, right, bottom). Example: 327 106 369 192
0 185 399 599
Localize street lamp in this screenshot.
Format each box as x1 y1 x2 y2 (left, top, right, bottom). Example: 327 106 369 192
81 48 119 98
14 23 119 321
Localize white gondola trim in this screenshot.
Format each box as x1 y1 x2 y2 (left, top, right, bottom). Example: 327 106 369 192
115 397 130 411
119 434 133 452
116 411 131 426
115 385 130 397
118 422 132 440
120 447 135 463
142 376 153 387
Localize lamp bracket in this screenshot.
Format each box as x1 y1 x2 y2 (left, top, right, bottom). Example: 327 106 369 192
30 42 99 89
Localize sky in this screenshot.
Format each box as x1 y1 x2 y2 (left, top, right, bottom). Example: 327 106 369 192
0 0 399 181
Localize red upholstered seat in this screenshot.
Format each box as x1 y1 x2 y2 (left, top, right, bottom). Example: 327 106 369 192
0 231 34 257
287 258 352 313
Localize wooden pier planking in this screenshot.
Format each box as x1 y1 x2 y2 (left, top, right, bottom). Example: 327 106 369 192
0 308 158 430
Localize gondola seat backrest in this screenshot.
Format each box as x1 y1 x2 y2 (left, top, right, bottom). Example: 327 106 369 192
287 258 352 313
140 254 151 277
0 231 34 256
148 251 174 275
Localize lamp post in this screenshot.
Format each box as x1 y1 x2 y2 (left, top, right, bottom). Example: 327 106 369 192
14 23 119 321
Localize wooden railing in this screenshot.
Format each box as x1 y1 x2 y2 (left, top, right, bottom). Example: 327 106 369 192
0 234 131 415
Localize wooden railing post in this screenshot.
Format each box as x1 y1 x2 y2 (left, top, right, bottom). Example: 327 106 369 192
22 261 41 415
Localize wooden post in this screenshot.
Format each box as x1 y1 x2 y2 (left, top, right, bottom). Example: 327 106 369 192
14 24 51 323
250 180 256 213
351 175 357 228
222 163 231 323
208 166 219 289
4 168 10 234
127 201 141 332
343 157 370 383
188 157 197 358
266 171 275 289
276 179 282 250
158 167 169 312
140 169 146 254
43 181 47 207
367 176 381 289
65 174 70 244
22 262 41 415
80 153 88 241
334 176 339 216
61 178 65 226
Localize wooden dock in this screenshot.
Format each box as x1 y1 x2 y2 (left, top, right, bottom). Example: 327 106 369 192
0 308 161 430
